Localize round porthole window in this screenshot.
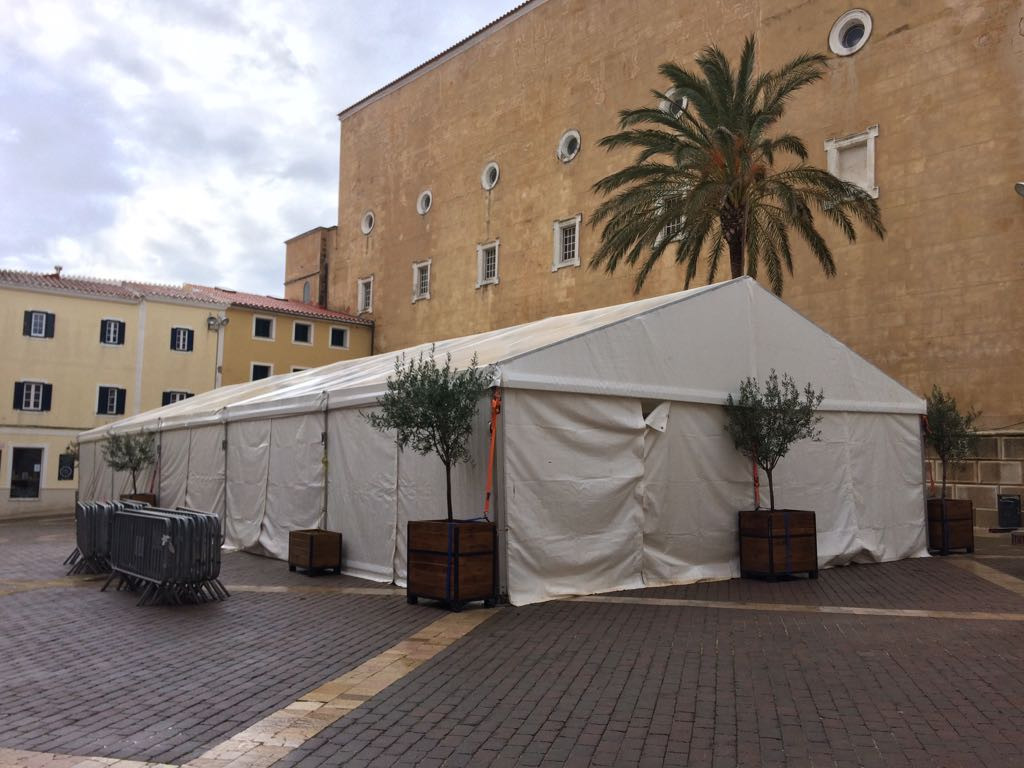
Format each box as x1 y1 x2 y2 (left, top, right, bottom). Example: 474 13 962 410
481 162 500 190
557 129 581 163
659 88 688 118
360 210 375 235
416 190 432 215
829 9 872 56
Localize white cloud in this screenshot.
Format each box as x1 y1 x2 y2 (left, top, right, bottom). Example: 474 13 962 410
0 0 524 295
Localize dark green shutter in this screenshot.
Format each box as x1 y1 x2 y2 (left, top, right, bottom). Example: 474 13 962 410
41 384 52 411
170 328 177 349
97 387 107 414
161 392 171 406
44 313 55 338
115 388 126 415
23 312 32 336
13 382 24 410
186 329 194 351
100 320 107 343
117 321 126 345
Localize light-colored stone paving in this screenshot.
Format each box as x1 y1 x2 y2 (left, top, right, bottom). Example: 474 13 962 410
0 749 174 768
573 592 1024 621
181 608 494 768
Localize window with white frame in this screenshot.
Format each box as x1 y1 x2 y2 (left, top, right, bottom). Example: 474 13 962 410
253 316 274 339
476 241 500 287
412 261 431 302
552 215 582 270
101 319 123 345
663 217 684 241
293 322 312 345
22 382 43 411
251 363 272 381
106 387 118 414
330 327 349 348
171 327 194 351
357 277 373 314
29 311 46 337
161 390 193 405
824 125 879 199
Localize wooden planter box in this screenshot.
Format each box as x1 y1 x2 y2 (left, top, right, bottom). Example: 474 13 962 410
121 493 156 506
288 528 343 575
739 509 818 579
926 498 974 555
407 519 496 611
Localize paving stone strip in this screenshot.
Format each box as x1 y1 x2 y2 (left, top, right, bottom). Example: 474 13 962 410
949 557 1024 599
572 593 1024 621
180 609 495 768
0 748 174 767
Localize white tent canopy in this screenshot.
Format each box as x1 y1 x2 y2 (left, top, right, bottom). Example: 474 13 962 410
79 278 928 604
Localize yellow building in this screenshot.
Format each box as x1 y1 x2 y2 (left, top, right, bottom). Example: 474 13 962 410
290 0 1024 434
0 270 227 518
0 271 373 519
189 285 372 385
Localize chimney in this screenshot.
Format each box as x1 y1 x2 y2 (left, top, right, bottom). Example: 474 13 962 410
52 265 63 278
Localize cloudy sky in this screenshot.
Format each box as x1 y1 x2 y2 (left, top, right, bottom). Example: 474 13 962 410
0 1 523 295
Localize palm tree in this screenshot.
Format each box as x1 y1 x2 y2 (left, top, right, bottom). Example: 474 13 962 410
590 36 885 295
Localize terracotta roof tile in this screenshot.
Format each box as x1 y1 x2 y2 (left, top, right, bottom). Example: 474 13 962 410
188 285 371 325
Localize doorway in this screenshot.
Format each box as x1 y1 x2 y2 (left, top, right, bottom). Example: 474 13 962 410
10 447 43 499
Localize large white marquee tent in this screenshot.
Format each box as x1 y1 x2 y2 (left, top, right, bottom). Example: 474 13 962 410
78 278 929 605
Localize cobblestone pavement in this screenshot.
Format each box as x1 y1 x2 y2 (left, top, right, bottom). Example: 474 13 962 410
2 517 1024 768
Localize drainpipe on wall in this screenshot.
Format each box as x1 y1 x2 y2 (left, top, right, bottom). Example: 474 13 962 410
214 316 227 389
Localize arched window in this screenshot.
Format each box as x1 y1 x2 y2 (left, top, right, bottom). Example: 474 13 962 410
303 280 311 304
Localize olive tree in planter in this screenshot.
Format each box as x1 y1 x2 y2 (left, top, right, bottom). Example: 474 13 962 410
724 370 824 579
368 348 496 611
924 385 979 555
102 432 157 505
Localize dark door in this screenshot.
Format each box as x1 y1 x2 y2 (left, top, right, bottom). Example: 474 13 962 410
10 448 43 499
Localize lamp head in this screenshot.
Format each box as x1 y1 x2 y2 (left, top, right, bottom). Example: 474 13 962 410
1016 181 1024 198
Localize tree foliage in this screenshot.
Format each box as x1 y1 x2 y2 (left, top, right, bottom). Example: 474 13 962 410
102 432 156 495
724 370 824 510
590 35 885 295
924 385 979 501
367 348 492 520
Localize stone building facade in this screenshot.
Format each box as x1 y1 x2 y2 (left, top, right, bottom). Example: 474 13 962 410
286 0 1024 432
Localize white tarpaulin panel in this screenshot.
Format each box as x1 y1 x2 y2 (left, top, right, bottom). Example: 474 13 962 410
326 409 397 582
504 390 646 605
640 403 750 586
186 425 226 519
259 415 326 559
78 441 100 501
844 413 927 561
225 420 270 550
158 429 189 509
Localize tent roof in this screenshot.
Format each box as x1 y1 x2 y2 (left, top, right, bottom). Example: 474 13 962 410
80 278 924 442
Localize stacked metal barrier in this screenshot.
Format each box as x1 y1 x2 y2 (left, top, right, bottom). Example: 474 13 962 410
102 506 228 606
64 500 148 575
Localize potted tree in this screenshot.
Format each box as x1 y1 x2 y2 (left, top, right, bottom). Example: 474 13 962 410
368 348 495 611
102 432 157 506
924 385 979 555
724 370 824 579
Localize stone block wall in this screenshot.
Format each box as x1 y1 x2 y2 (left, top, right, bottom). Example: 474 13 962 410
926 433 1024 528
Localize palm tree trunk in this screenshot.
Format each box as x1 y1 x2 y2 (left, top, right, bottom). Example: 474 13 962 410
728 234 744 279
721 207 745 278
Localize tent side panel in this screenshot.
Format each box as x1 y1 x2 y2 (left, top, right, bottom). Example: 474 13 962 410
224 420 271 551
77 442 98 501
326 409 398 582
186 425 226 519
260 415 325 560
845 412 928 562
503 390 645 606
640 403 750 586
158 429 190 509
